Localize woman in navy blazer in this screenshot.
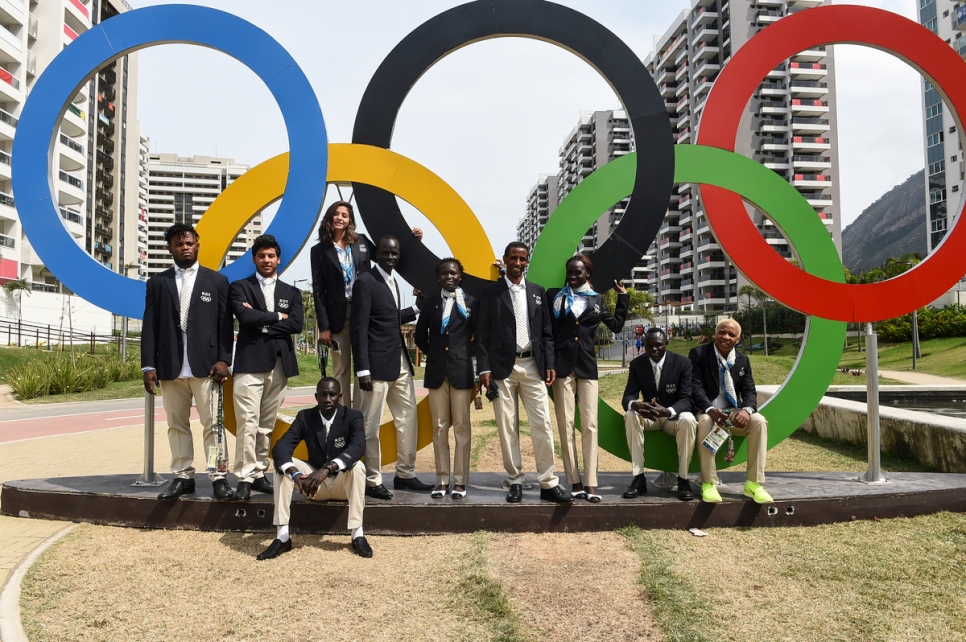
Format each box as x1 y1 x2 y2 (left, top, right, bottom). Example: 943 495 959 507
548 254 628 502
310 200 421 408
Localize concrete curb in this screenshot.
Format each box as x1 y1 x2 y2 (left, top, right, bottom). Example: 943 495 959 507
0 523 76 642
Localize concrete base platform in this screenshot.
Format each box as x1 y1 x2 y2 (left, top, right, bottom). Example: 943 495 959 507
3 472 966 534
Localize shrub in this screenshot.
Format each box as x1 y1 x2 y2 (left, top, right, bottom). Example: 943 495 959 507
7 361 49 400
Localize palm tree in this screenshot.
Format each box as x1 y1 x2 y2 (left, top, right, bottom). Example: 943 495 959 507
3 278 31 346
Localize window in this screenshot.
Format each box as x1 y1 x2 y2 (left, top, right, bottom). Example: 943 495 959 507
928 131 945 147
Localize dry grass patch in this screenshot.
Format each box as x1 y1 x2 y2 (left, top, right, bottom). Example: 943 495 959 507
621 512 966 642
20 524 484 642
488 531 662 641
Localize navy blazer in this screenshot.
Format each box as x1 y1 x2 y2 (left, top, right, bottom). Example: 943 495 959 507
309 234 374 335
688 343 759 414
547 290 628 380
272 405 365 471
229 275 304 378
621 351 694 418
414 291 478 390
141 265 233 380
476 278 554 380
349 270 417 381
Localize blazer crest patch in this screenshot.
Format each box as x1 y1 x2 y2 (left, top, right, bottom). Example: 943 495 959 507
200 291 212 303
738 367 745 377
665 383 677 394
278 299 290 309
333 436 346 449
594 304 601 314
533 294 542 305
358 245 367 253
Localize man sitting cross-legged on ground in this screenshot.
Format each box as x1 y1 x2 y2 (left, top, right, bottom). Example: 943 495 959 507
258 377 372 560
690 318 772 504
621 327 697 501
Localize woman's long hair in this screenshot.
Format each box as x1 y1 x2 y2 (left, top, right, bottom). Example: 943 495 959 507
317 200 358 245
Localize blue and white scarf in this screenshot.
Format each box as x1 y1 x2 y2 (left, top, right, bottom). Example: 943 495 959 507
715 346 739 408
335 244 353 285
440 287 467 333
552 283 598 318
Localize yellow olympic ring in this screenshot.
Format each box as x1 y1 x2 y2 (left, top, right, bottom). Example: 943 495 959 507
196 143 496 464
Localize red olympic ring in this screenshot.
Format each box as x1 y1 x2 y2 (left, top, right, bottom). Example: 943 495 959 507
698 5 966 323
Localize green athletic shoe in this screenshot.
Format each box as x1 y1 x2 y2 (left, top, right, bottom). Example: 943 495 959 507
743 481 774 504
701 482 722 503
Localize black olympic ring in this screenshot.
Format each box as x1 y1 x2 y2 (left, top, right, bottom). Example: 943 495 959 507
351 0 674 296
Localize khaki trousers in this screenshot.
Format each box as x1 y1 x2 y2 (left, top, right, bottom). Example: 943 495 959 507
273 458 365 530
624 411 697 479
358 350 418 487
160 376 225 480
330 305 360 410
697 412 768 484
428 382 473 486
232 356 287 484
551 375 599 487
493 356 559 489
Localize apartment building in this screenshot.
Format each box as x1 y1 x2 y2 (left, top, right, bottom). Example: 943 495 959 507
518 0 842 312
518 110 650 291
144 153 259 278
518 173 558 253
643 0 840 313
920 0 965 253
0 0 139 294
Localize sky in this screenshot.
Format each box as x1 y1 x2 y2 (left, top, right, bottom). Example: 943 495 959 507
129 0 926 292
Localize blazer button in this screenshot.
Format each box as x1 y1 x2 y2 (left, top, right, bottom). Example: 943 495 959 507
574 337 579 341
445 347 449 351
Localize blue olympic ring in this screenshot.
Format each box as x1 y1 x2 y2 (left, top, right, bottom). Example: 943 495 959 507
11 5 327 320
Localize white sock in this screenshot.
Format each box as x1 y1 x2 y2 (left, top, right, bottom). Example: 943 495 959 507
351 526 364 540
277 525 290 543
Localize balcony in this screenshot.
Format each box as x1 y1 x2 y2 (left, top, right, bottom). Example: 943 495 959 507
793 47 827 63
0 65 18 102
68 0 90 19
694 59 720 79
63 24 78 41
793 173 832 188
0 23 22 63
691 6 718 27
759 81 786 97
26 13 35 40
760 119 788 133
694 77 713 99
756 9 783 24
677 128 691 144
790 98 829 115
792 135 830 151
792 155 831 170
789 61 827 77
674 64 689 82
694 23 719 42
791 117 830 134
62 104 86 137
760 137 790 152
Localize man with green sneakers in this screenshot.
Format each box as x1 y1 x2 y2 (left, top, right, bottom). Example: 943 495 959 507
689 319 773 504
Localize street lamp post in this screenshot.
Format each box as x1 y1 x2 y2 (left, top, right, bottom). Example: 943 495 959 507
761 298 769 357
912 308 920 369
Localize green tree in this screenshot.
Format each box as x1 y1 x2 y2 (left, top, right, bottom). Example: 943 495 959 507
604 287 653 320
3 278 31 322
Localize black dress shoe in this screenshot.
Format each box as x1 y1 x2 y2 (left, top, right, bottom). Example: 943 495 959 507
677 476 695 501
256 538 292 560
233 481 252 501
157 478 195 501
365 484 393 500
506 483 523 503
252 476 274 494
622 474 648 499
212 478 233 500
540 485 575 504
393 475 434 491
352 536 373 558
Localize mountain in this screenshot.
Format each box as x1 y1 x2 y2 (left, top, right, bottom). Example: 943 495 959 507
841 170 927 273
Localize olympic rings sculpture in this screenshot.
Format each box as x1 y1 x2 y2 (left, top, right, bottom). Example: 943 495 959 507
11 2 966 472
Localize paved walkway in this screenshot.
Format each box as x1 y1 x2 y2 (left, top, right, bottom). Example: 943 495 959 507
879 370 966 386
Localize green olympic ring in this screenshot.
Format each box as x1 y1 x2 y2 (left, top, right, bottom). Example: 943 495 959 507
530 144 847 472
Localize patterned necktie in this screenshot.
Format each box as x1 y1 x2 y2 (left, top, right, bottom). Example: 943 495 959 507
388 275 399 308
510 283 528 351
653 361 662 392
261 277 275 312
177 267 194 333
440 288 468 334
716 348 739 408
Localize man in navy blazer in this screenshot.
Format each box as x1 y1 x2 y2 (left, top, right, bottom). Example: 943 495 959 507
477 242 571 504
621 327 697 501
258 378 371 560
350 236 433 499
229 234 304 501
689 319 772 504
142 223 233 501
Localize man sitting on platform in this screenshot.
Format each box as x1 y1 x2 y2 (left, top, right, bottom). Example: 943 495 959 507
258 377 371 560
622 327 697 501
690 318 772 504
